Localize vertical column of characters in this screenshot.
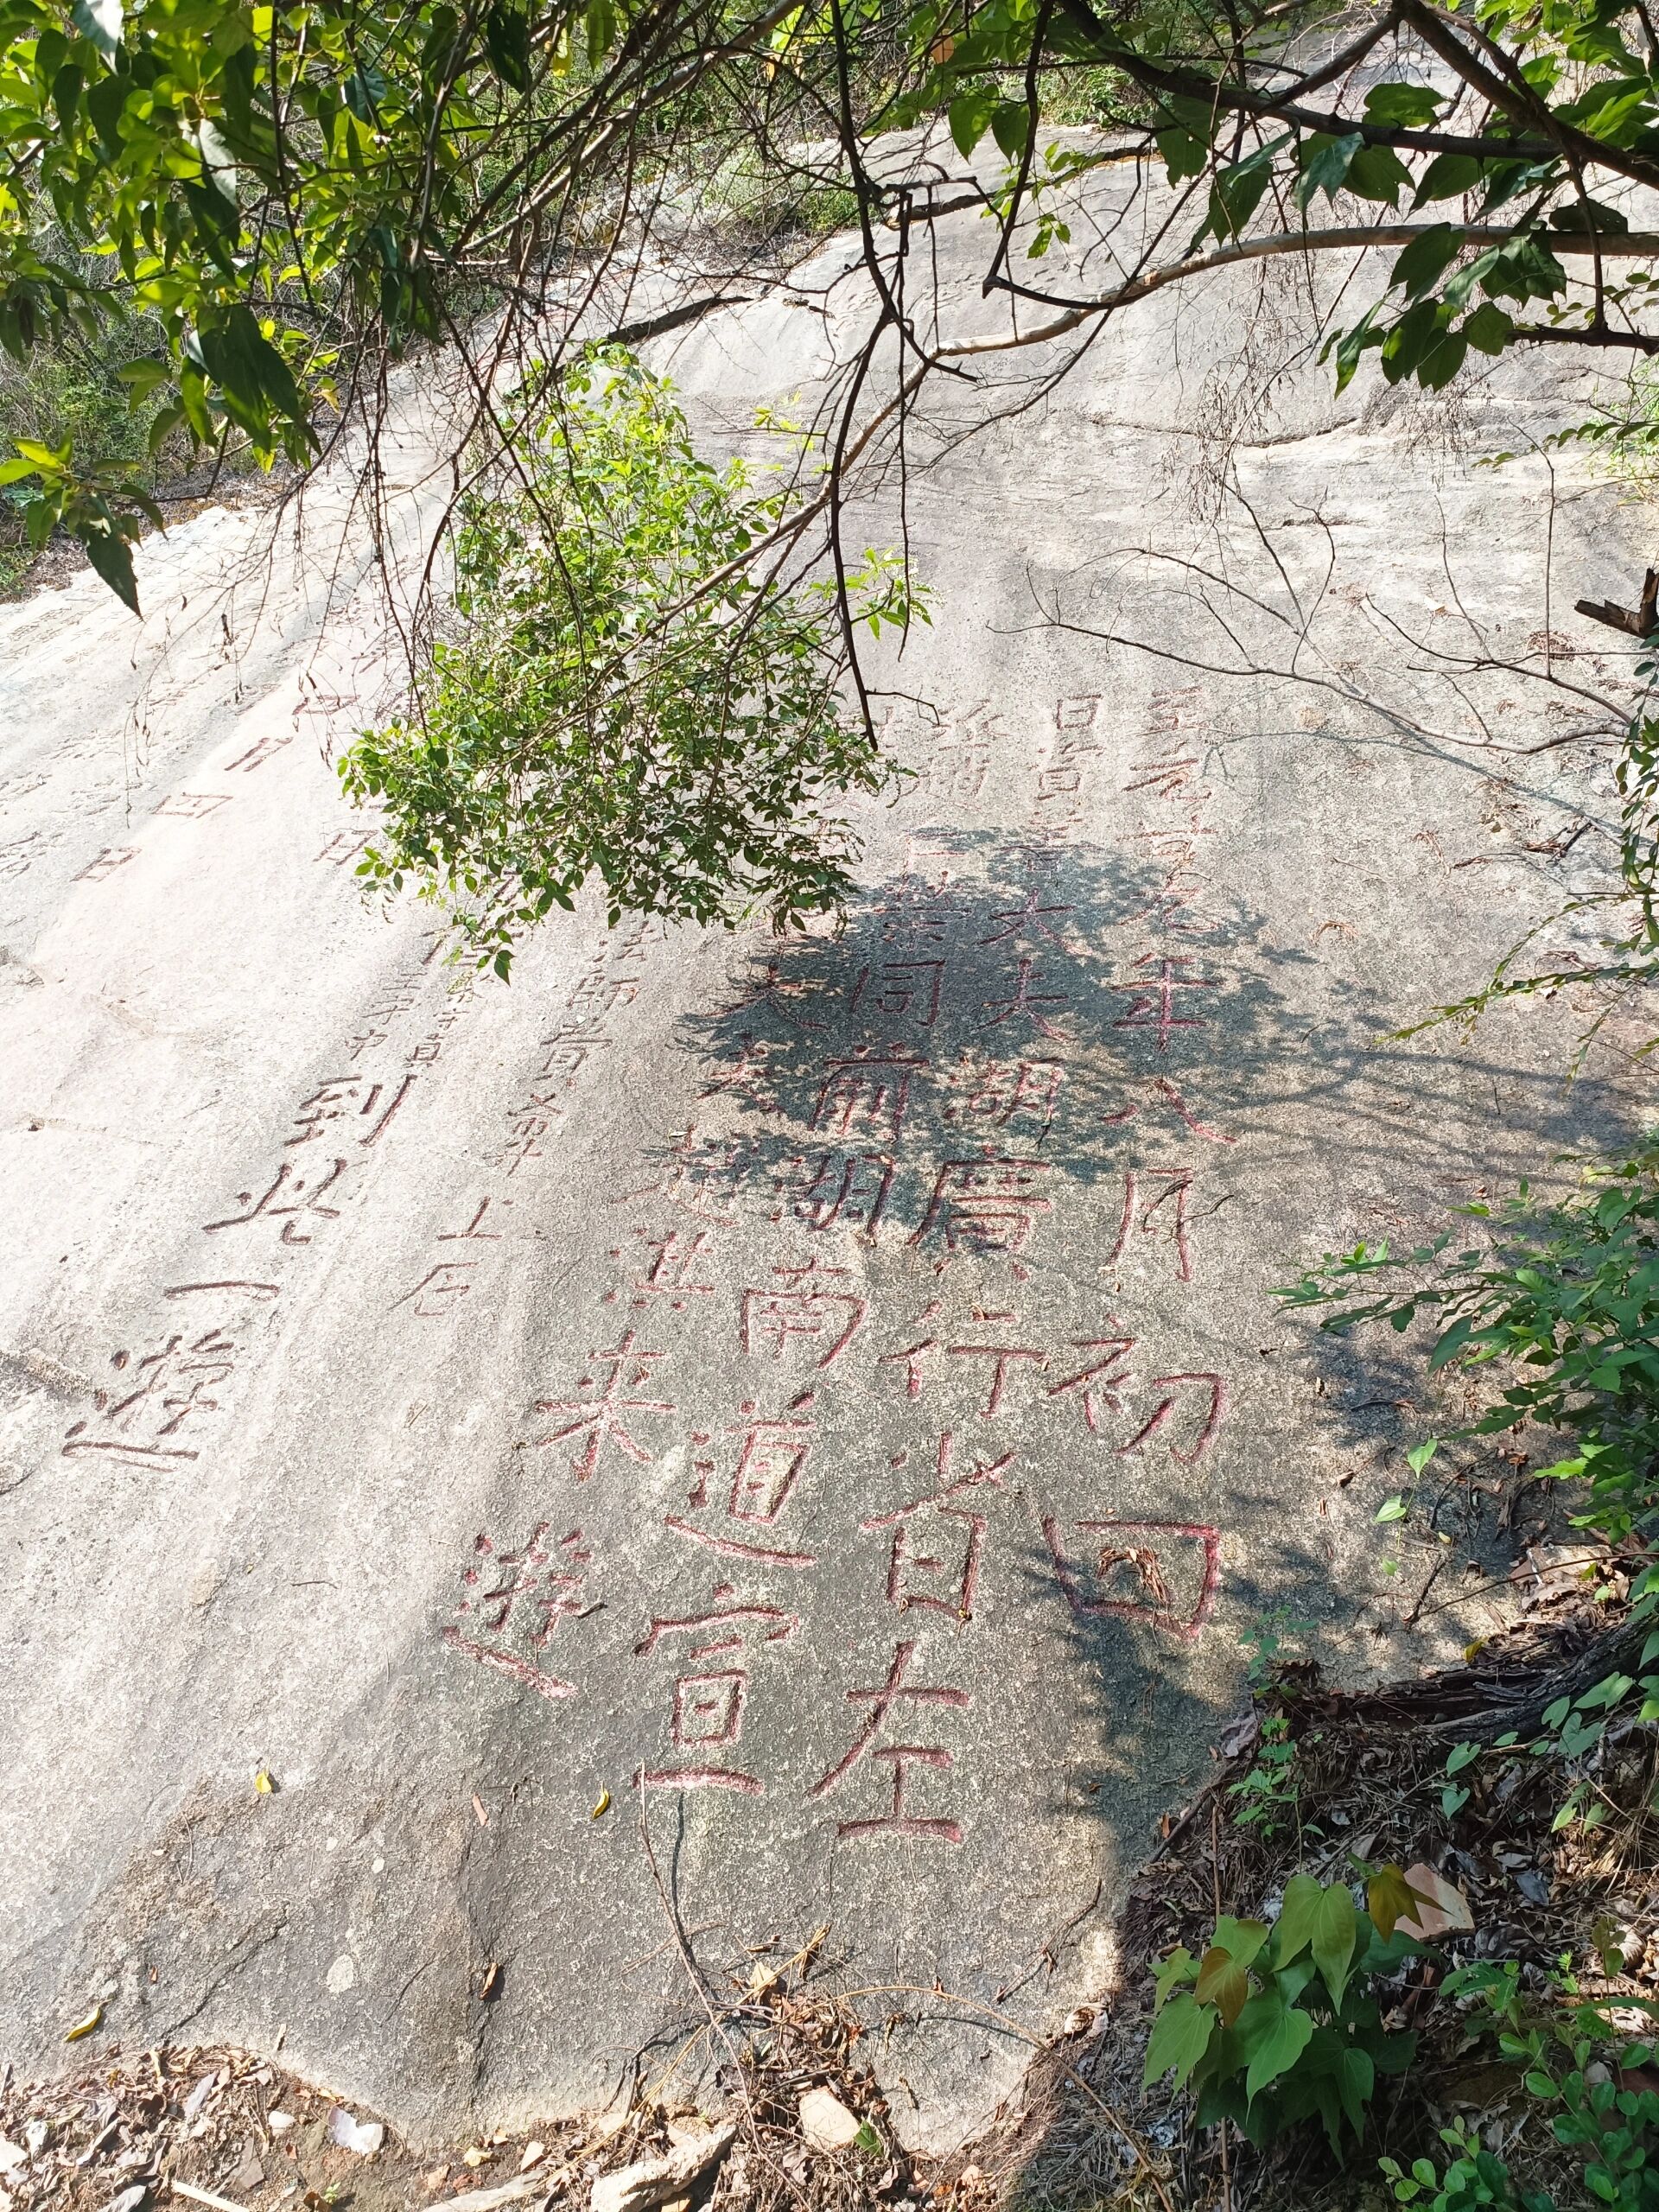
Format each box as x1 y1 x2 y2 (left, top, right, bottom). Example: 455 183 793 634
65 931 467 1478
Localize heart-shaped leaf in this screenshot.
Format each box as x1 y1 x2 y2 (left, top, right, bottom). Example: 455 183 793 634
1312 1884 1357 2008
1195 1946 1249 2028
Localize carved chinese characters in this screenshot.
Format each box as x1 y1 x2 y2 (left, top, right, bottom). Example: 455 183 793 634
429 693 1243 1853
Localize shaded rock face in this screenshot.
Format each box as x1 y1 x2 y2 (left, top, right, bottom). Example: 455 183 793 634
0 175 1647 2152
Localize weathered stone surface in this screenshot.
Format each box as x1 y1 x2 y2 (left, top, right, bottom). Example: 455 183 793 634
0 155 1648 2153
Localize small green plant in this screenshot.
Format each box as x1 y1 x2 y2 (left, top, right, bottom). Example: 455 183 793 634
1230 1711 1300 1838
1280 1144 1659 1580
1382 2120 1544 2210
1145 1869 1423 2153
1228 1608 1313 1841
1382 1961 1659 2210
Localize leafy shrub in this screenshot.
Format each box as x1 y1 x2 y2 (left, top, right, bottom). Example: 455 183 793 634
341 346 925 969
1279 1141 1659 1595
1145 1870 1423 2153
1382 2120 1545 2210
1384 1961 1659 2211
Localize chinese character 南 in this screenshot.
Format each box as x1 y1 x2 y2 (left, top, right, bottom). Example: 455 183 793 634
741 1262 867 1370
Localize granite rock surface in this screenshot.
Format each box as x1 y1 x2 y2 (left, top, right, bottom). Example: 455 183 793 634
0 161 1649 2152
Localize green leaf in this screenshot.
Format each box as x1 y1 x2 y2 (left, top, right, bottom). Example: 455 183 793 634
118 358 170 396
990 102 1030 160
1152 1944 1198 2007
85 73 125 153
1155 127 1208 183
1446 1741 1481 1775
1576 1673 1634 1711
51 59 83 130
1376 1493 1410 1523
81 523 140 614
1312 1884 1357 2006
1324 303 1384 392
1391 227 1463 303
1337 2044 1376 2135
1415 326 1467 390
1406 1437 1441 1477
1143 1992 1217 2088
1364 82 1444 127
196 306 309 432
1194 134 1290 248
1298 130 1361 211
483 0 531 89
584 0 615 66
1414 152 1484 205
1210 1917 1270 1974
1346 144 1414 205
1462 302 1513 356
1275 1873 1325 1966
1234 1986 1316 2102
71 0 122 60
1195 1946 1249 2027
1548 197 1631 237
948 86 997 157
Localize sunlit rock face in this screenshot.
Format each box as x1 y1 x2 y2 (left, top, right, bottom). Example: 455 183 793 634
0 162 1645 2151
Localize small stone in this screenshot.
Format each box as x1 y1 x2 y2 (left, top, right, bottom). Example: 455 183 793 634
267 2113 296 2137
325 1954 357 1996
326 2109 385 2157
590 2120 737 2212
798 2088 861 2152
226 2149 265 2196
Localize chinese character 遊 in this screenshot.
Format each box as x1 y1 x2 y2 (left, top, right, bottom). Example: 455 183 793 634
442 1524 592 1700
